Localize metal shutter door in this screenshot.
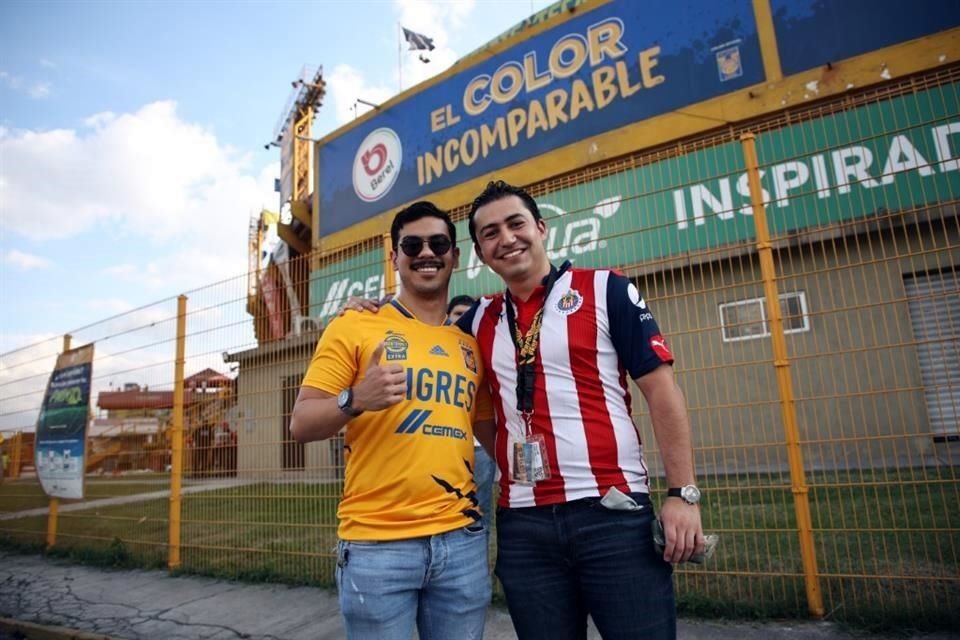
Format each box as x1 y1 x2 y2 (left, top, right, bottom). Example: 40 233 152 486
904 270 960 436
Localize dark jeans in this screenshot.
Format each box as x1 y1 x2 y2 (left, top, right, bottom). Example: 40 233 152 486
495 492 675 640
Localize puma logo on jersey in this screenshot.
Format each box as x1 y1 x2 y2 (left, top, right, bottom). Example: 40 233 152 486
649 335 673 362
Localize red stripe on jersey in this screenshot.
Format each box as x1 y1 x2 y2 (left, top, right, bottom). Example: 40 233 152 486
531 345 566 505
567 271 629 495
617 364 635 436
476 297 512 507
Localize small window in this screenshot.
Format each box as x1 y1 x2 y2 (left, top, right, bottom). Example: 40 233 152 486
719 292 809 342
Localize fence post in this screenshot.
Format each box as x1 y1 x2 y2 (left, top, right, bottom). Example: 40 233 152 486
383 232 397 296
741 133 824 618
168 295 187 569
45 334 72 548
11 431 22 480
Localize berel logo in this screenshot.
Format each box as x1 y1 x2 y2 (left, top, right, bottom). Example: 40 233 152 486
353 128 402 202
361 144 387 176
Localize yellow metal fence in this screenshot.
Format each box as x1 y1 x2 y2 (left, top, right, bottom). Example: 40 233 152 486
1 70 958 629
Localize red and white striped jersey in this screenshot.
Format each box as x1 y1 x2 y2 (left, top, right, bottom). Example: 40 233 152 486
459 263 675 509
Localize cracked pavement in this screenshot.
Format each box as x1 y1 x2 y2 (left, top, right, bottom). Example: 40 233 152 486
0 551 342 639
2 551 952 640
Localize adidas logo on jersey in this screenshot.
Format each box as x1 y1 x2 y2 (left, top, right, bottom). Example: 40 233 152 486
429 345 449 357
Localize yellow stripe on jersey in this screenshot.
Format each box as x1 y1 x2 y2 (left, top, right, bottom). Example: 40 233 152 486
302 301 492 541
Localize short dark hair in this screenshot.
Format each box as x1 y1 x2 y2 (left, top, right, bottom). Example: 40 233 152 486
446 295 475 315
390 201 456 251
468 180 541 246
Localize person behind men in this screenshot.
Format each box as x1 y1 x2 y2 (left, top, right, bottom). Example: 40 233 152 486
447 294 496 535
446 295 475 323
458 180 705 640
290 201 494 640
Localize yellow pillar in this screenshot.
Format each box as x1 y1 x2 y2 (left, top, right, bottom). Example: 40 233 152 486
741 133 824 618
168 295 187 569
752 0 782 83
46 334 72 547
11 432 22 480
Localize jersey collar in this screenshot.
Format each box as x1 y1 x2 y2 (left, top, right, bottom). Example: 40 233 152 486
389 299 453 325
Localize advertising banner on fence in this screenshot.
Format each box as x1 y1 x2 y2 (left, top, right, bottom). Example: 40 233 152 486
35 343 94 499
316 0 764 236
310 81 960 320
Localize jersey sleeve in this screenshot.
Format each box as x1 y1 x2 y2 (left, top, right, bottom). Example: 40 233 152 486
455 299 481 336
301 315 360 395
606 271 675 379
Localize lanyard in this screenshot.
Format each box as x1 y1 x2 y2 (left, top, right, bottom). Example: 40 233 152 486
504 264 561 429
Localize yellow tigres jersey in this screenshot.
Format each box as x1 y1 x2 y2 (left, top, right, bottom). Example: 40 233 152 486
302 300 492 541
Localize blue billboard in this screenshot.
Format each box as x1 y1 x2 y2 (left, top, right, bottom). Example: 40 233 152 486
317 0 764 237
772 0 960 77
36 343 94 499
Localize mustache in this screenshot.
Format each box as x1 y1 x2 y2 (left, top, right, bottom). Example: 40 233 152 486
411 260 445 269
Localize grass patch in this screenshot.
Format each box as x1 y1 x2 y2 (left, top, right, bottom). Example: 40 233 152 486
0 475 173 513
1 470 957 632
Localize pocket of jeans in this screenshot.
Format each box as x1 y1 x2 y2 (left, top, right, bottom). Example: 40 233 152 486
589 490 652 513
463 521 486 537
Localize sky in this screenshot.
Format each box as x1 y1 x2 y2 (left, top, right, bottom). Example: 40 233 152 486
0 0 555 428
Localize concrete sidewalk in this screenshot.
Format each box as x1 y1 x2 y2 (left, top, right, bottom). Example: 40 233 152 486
0 551 945 640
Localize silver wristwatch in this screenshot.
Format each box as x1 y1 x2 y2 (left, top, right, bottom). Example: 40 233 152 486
667 484 701 505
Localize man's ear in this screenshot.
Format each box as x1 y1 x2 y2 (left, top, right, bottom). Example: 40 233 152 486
391 249 398 272
473 243 486 265
452 246 461 269
536 218 547 239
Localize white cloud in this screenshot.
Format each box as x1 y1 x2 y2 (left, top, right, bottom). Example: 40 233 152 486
327 64 395 126
395 0 473 88
0 101 278 286
0 332 60 430
0 71 24 91
4 249 51 270
39 59 57 69
322 0 477 130
0 71 51 98
84 111 116 129
27 82 51 99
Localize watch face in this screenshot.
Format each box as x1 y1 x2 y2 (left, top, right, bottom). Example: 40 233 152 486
337 389 351 409
681 485 701 504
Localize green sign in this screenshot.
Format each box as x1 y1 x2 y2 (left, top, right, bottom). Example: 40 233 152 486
311 82 960 317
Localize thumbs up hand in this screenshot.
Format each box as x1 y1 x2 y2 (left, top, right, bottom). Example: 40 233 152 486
352 342 407 411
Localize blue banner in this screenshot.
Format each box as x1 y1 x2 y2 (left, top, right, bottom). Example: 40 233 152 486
317 0 763 236
772 0 960 77
36 344 94 499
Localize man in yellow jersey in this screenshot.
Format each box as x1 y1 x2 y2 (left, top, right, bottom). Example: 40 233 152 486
291 201 494 640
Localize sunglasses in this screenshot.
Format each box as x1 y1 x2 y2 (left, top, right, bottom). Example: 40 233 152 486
398 234 453 257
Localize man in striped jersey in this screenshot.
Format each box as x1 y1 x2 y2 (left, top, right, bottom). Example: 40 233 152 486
459 180 704 640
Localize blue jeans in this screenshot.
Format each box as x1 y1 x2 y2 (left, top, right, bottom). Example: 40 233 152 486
495 493 675 640
336 524 491 640
473 445 496 532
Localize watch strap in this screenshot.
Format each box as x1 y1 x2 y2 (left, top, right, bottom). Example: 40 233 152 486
338 388 363 417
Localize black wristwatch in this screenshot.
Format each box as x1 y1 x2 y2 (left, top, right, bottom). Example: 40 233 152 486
667 484 701 505
337 388 363 418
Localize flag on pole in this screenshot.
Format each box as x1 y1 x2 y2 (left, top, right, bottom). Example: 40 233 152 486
402 27 435 52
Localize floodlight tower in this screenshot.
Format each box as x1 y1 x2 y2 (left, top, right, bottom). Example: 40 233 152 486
248 66 326 342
